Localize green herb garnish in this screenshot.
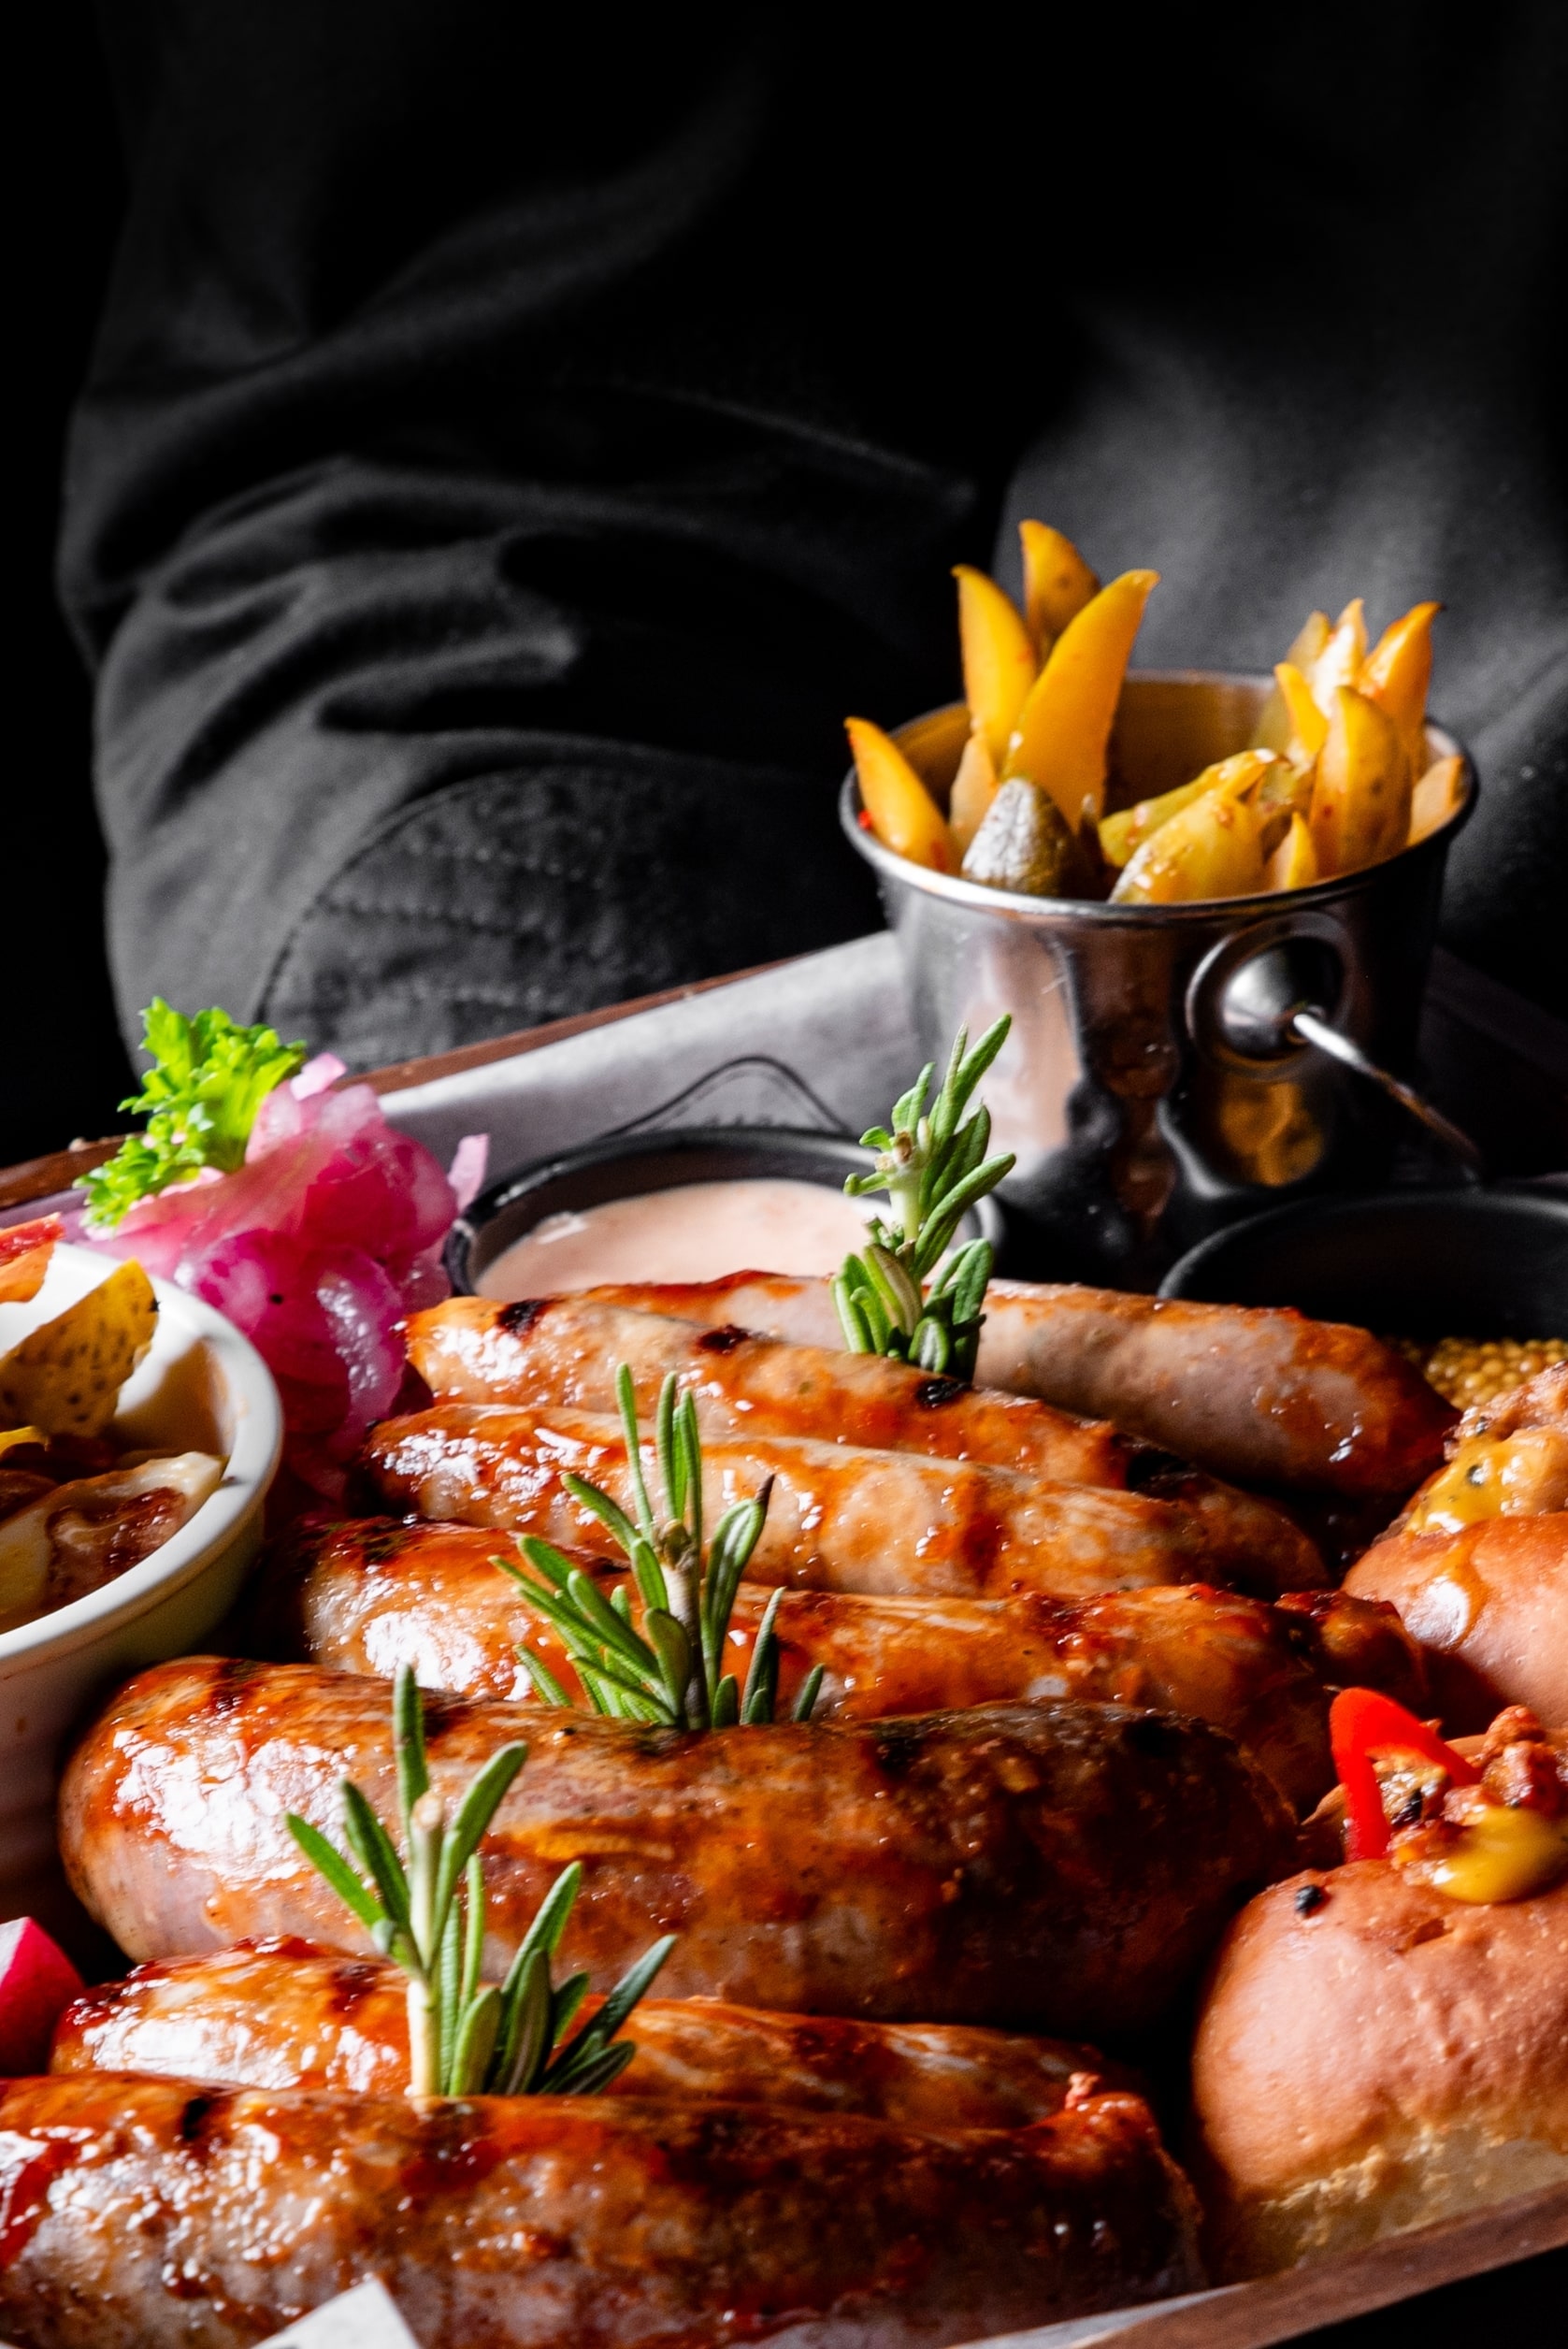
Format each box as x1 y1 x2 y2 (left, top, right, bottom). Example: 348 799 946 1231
79 999 307 1229
833 1016 1014 1380
286 1664 673 2097
501 1367 821 1730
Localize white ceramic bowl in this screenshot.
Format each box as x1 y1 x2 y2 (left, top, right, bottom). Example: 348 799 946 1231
0 1243 282 1909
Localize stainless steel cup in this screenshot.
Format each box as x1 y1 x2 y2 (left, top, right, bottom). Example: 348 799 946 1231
841 672 1475 1286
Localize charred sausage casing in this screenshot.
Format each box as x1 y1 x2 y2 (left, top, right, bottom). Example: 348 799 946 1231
51 1937 1129 2127
583 1274 1454 1499
60 1660 1296 2034
253 1517 1423 1812
0 2074 1202 2349
359 1402 1324 1598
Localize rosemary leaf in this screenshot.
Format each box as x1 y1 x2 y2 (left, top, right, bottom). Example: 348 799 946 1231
550 1971 592 2046
437 1899 462 2091
496 1947 551 2095
284 1815 386 1937
616 1363 658 1548
644 1607 693 1711
393 1664 429 1847
711 1673 740 1727
560 1476 643 1561
629 1535 669 1617
460 1852 485 2015
451 1983 503 2098
676 1391 703 1559
432 1742 527 1925
564 1567 659 1674
741 1587 784 1723
508 1536 580 1594
515 1863 583 1970
655 1375 683 1522
339 1780 412 1935
793 1664 826 1722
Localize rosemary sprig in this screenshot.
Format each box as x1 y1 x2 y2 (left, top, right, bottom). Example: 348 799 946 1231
285 1664 674 2097
499 1366 823 1731
833 1016 1014 1380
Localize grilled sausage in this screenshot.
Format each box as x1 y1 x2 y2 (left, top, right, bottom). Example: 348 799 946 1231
0 2072 1202 2349
407 1292 1320 1579
61 1660 1295 2034
410 1293 1141 1483
1345 1515 1568 1734
52 1937 1127 2127
359 1403 1325 1599
254 1517 1422 1812
585 1275 1454 1499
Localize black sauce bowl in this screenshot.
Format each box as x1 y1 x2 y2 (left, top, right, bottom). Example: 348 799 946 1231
1158 1184 1568 1337
445 1124 1005 1297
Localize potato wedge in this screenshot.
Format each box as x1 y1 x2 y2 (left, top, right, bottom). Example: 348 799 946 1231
949 728 1001 857
1018 523 1100 659
1100 750 1277 870
1273 662 1329 765
955 568 1036 766
1409 752 1466 845
1360 600 1440 781
1250 614 1331 751
1264 811 1317 891
0 1261 158 1440
1308 598 1368 718
847 717 954 872
1003 569 1159 829
1309 687 1410 876
1100 775 1216 869
1111 766 1266 903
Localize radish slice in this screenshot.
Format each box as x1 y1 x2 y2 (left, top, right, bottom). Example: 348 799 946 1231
0 1918 85 2075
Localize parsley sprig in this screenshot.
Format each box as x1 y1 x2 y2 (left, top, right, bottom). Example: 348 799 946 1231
833 1016 1014 1381
501 1367 822 1730
286 1665 673 2098
79 1000 306 1230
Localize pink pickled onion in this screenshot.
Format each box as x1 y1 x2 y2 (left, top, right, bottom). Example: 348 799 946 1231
87 1074 471 1491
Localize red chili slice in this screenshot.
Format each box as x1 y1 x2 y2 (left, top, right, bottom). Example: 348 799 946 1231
1328 1687 1479 1863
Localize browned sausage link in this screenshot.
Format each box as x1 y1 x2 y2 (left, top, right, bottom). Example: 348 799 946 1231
0 2074 1202 2349
359 1404 1325 1599
253 1518 1401 1812
52 1938 1128 2126
60 1660 1295 2033
587 1275 1456 1499
409 1292 1129 1482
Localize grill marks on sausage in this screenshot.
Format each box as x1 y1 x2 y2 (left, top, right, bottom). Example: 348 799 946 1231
696 1324 750 1355
914 1376 967 1412
498 1298 552 1335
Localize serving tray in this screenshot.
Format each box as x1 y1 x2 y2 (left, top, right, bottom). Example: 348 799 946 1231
1 934 1563 2348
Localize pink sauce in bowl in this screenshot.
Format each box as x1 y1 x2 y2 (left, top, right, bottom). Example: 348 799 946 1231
477 1178 875 1299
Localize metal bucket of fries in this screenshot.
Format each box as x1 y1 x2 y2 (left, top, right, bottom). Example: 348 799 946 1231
842 672 1474 1286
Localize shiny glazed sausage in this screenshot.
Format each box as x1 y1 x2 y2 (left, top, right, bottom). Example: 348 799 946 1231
359 1403 1325 1598
52 1938 1126 2127
585 1275 1454 1499
60 1660 1295 2034
254 1517 1423 1812
0 2073 1203 2349
410 1293 1141 1483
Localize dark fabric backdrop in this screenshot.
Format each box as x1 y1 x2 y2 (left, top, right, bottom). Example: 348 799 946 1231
19 4 1568 1170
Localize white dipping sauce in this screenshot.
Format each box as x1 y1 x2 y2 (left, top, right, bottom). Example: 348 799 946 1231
478 1177 876 1299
